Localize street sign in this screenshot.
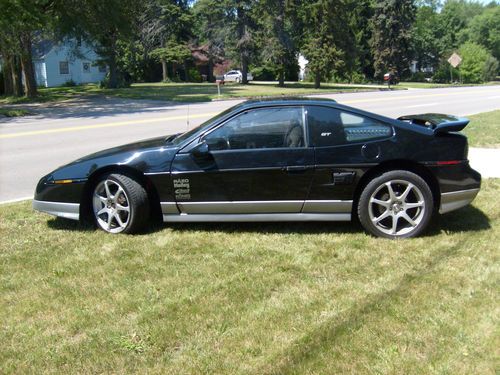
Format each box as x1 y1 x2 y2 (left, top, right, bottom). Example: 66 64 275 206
448 53 462 68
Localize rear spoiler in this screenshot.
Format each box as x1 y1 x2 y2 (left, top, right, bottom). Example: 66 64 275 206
397 113 469 134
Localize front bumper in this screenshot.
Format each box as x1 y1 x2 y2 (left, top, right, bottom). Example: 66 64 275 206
439 188 480 214
33 200 80 220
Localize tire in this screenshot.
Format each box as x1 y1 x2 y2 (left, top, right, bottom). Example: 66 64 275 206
357 170 433 239
91 174 150 234
236 77 241 83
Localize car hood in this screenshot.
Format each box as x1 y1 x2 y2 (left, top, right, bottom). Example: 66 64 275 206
49 135 180 181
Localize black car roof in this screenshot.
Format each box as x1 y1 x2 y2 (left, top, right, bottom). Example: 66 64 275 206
237 96 337 109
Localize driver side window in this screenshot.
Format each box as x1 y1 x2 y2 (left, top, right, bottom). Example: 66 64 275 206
204 107 305 150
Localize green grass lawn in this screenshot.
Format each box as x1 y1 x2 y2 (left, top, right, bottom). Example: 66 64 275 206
0 82 392 105
1 179 498 374
399 81 500 89
0 108 32 117
464 110 500 148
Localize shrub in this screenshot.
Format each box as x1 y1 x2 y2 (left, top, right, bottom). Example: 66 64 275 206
187 68 202 83
251 65 277 81
458 42 495 83
63 79 77 87
409 71 427 82
483 56 499 82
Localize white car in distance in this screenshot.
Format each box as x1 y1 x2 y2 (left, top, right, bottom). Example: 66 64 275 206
223 70 253 83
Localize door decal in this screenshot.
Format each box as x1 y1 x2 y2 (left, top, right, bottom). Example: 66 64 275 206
173 178 191 200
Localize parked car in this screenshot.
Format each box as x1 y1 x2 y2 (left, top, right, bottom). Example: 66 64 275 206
33 98 481 238
223 70 253 83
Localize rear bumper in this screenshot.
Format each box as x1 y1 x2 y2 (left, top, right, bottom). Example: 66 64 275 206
33 200 80 220
439 188 480 214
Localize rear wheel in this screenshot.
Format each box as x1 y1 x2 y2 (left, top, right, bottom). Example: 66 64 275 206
92 174 149 234
358 170 433 239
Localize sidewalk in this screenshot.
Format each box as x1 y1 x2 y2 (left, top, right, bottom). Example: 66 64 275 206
469 148 500 178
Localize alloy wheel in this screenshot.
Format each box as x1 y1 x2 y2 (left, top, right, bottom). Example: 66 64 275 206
368 179 426 236
92 179 131 233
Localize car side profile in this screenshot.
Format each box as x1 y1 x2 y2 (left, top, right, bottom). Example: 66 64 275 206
33 98 481 238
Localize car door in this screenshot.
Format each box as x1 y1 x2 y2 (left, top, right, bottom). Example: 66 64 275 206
305 105 394 212
170 106 315 214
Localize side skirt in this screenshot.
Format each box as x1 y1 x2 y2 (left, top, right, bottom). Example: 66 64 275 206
163 212 351 223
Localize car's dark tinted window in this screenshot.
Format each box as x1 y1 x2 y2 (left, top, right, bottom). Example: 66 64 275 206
307 106 392 147
204 107 305 150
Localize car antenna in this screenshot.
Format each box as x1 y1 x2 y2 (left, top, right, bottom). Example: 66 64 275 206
186 103 190 131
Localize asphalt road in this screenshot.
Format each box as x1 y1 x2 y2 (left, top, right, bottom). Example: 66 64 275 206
1 85 499 202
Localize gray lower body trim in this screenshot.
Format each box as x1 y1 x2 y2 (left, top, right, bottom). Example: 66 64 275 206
161 199 353 222
163 213 351 222
439 188 480 214
33 200 80 220
177 200 304 214
302 200 352 213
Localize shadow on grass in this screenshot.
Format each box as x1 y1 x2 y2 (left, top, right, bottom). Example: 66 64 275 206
256 238 470 374
45 205 489 236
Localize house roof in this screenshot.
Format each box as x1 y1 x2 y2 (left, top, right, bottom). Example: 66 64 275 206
32 39 55 60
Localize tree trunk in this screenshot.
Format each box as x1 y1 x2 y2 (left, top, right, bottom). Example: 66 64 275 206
2 55 14 96
161 60 168 81
11 56 23 96
208 58 214 82
241 54 248 84
20 32 38 98
314 72 321 89
108 56 118 88
183 60 188 82
278 69 285 87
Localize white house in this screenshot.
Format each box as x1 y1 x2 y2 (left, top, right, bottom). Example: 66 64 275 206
33 39 107 87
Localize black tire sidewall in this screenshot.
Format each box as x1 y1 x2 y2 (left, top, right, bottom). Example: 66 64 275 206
358 170 434 239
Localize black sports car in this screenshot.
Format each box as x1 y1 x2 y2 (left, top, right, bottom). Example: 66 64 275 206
33 98 481 238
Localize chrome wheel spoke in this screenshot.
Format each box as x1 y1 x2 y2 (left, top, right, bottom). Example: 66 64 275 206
400 183 414 201
106 212 113 229
391 215 399 234
370 197 390 208
114 213 125 227
97 207 108 216
104 180 113 199
406 201 423 209
385 182 397 201
116 204 129 212
400 212 417 227
373 209 390 224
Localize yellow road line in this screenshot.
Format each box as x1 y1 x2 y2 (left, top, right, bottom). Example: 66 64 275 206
0 112 218 139
1 88 499 140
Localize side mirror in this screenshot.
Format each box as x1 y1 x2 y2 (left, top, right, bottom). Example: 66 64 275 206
191 141 210 159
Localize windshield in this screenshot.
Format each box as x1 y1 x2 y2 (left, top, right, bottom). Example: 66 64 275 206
170 106 236 145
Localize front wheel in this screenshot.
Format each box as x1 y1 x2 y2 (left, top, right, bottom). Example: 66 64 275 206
92 174 149 234
358 170 433 239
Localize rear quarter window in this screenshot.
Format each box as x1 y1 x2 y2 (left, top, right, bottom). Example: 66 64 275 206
307 106 393 147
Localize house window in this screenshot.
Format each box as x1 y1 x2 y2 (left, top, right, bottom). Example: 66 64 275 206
98 65 107 73
82 62 91 73
59 61 69 75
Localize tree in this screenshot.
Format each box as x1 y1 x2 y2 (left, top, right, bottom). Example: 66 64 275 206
138 0 193 82
193 0 228 82
226 0 258 84
301 0 354 88
412 4 443 72
371 0 416 79
0 0 49 97
55 0 141 88
439 0 484 51
150 42 192 80
259 0 300 86
459 42 498 83
466 6 500 63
